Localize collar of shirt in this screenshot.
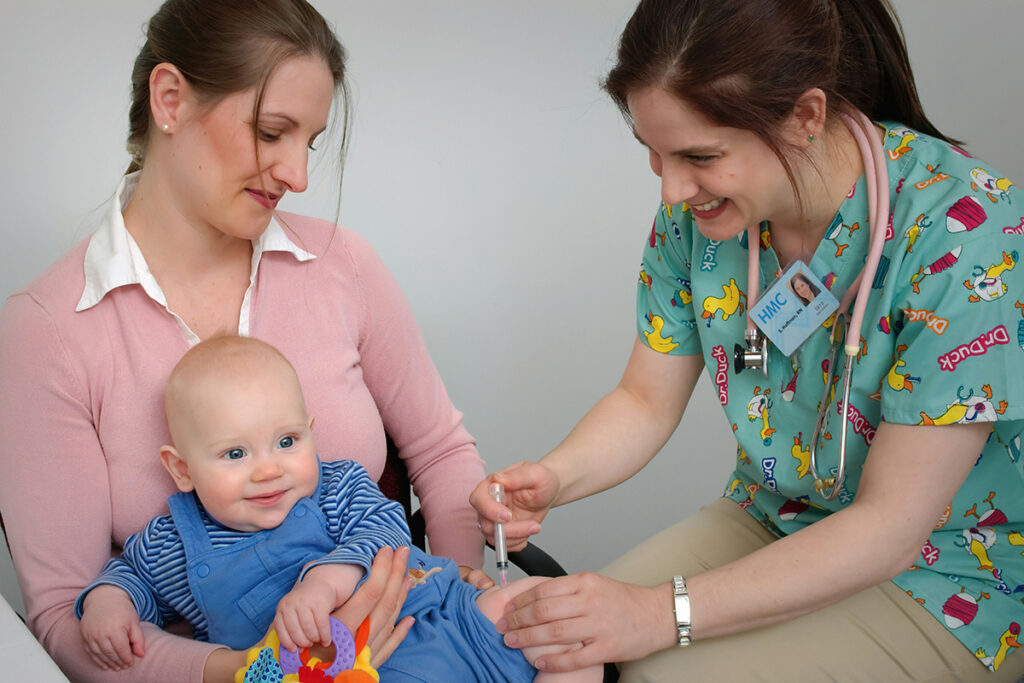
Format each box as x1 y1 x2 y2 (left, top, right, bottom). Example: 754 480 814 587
76 172 316 339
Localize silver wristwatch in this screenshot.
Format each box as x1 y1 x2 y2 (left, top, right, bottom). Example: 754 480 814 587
672 575 692 647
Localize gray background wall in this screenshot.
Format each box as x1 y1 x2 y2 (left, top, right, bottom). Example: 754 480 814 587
1 1 1022 617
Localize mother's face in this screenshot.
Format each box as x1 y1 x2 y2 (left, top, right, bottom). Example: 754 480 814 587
165 56 335 241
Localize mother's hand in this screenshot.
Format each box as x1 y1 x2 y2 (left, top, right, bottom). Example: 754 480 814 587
331 545 415 667
206 547 414 683
495 572 676 672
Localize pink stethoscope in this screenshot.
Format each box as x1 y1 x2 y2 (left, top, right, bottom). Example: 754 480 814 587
734 108 890 501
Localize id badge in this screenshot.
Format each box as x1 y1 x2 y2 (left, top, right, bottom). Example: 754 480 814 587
748 261 838 356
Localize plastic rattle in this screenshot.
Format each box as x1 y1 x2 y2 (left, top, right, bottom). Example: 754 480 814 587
235 616 378 683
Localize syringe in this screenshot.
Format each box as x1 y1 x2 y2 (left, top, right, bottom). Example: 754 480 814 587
489 482 509 586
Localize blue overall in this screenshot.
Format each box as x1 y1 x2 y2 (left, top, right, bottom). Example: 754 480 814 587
167 491 336 650
377 546 536 683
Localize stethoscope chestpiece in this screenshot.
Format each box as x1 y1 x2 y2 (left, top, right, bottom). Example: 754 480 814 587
733 328 769 377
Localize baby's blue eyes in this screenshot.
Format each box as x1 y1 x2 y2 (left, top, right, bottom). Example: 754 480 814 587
220 437 295 459
224 448 246 460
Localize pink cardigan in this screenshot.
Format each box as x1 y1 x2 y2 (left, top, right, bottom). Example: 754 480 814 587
0 211 485 682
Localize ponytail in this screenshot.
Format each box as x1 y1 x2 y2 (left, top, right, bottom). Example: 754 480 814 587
832 0 959 144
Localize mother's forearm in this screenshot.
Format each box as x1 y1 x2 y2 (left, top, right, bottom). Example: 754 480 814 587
37 611 216 683
413 447 485 567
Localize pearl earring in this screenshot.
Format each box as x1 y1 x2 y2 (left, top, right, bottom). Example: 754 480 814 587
162 124 170 132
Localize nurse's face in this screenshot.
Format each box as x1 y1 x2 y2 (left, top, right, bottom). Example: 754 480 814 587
627 86 798 242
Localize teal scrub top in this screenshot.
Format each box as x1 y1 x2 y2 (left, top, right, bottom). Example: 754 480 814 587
637 122 1024 673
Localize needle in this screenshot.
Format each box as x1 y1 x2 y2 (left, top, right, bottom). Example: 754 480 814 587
489 482 509 586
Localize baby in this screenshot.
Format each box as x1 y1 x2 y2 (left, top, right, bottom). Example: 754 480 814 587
76 336 601 682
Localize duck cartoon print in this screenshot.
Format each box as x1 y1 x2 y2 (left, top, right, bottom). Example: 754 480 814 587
964 250 1018 302
956 492 1008 579
638 267 653 291
790 432 810 479
919 384 1008 425
642 312 679 353
1009 531 1024 557
747 386 775 446
672 277 693 308
957 526 999 578
974 622 1021 672
887 126 917 161
886 344 921 393
971 167 1015 204
903 213 932 253
701 278 745 327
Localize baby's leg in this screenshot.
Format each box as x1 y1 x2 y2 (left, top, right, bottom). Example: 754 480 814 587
477 577 604 683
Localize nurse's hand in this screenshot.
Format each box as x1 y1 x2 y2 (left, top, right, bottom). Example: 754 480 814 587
495 572 676 671
470 462 557 552
331 545 415 667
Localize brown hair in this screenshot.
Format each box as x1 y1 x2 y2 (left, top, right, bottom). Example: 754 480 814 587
603 0 959 202
125 0 350 192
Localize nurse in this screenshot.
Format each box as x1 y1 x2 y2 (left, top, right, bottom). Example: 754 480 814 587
472 0 1024 680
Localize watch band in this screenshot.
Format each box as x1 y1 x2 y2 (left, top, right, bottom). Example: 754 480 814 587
672 575 692 647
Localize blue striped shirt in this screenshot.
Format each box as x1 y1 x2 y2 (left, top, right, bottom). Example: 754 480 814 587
74 460 410 642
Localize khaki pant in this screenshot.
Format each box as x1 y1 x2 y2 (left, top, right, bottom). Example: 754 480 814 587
600 498 1024 682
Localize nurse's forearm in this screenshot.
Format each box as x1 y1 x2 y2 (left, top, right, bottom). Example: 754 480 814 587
541 386 678 506
686 421 988 640
685 501 909 640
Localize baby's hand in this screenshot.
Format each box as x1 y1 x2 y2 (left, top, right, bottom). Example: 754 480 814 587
79 585 146 671
273 576 337 653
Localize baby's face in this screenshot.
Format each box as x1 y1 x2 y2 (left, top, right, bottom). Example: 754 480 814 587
170 364 319 532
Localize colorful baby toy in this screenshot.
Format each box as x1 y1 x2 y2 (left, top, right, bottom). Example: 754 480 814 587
235 616 378 683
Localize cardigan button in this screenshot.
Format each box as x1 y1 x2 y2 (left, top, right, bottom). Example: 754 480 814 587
294 506 307 518
196 564 210 578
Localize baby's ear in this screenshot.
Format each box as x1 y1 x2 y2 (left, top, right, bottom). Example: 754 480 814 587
308 415 315 430
160 445 194 492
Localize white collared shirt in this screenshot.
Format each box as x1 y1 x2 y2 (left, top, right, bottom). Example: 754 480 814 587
76 172 315 345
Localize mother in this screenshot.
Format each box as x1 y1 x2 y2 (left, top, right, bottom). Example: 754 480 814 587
0 1 484 680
